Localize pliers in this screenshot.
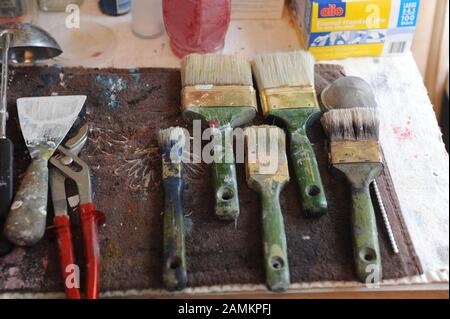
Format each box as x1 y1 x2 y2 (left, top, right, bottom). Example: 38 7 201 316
49 124 105 299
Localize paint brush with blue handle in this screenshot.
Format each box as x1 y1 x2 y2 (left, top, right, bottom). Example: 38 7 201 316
158 127 188 291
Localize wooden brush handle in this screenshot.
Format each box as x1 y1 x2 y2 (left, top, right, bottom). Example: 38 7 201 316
162 176 187 291
289 128 327 218
4 158 49 246
351 185 382 283
261 183 290 292
211 126 240 221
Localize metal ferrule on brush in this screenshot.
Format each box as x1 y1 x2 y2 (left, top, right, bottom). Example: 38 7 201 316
181 85 257 111
330 140 382 165
259 86 319 115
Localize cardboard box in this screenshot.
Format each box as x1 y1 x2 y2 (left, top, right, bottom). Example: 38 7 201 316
231 0 285 20
290 0 420 60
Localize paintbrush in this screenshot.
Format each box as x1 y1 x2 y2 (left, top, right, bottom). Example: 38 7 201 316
244 125 290 292
321 107 383 283
181 54 257 221
252 51 327 218
321 76 399 254
158 127 189 291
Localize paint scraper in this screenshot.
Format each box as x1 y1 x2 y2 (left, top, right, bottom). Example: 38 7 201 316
4 95 86 246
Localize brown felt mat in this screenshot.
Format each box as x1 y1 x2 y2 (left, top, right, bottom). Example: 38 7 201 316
0 65 422 294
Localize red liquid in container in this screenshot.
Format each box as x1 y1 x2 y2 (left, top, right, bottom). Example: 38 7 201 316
163 0 231 58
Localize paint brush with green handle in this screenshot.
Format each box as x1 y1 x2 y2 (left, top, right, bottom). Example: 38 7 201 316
181 54 257 221
252 51 327 218
245 125 290 292
321 76 400 255
321 108 383 283
158 127 188 291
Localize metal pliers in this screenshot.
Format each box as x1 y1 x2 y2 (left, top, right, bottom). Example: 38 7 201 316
49 124 105 299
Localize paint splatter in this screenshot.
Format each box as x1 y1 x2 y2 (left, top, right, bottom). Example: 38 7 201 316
95 75 128 108
393 127 414 141
129 68 141 84
40 73 58 85
4 276 25 290
59 73 66 87
1 248 26 264
89 128 159 194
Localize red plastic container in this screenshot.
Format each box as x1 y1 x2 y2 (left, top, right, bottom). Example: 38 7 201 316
163 0 231 58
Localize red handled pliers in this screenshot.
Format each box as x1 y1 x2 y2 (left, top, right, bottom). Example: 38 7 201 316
49 125 105 299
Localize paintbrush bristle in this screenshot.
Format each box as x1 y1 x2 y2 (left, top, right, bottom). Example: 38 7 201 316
321 108 380 142
181 54 253 87
252 50 315 89
158 127 189 151
244 125 289 179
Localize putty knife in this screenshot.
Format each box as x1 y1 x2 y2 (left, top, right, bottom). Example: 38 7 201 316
4 95 86 246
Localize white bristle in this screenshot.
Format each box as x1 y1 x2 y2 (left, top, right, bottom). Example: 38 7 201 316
321 108 379 142
181 54 253 87
252 50 316 89
352 108 380 141
321 109 355 141
158 127 189 150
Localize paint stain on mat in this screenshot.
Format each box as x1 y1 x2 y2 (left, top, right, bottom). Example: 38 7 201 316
95 75 128 108
393 127 414 141
0 248 47 290
129 68 141 84
40 73 59 85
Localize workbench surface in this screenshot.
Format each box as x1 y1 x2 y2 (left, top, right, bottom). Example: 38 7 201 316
3 2 448 298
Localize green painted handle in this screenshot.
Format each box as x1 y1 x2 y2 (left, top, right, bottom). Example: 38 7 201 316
4 158 49 246
351 186 382 283
211 126 240 221
261 183 290 292
163 177 187 291
289 128 327 218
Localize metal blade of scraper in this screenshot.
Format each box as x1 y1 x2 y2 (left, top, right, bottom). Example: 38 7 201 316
4 95 86 247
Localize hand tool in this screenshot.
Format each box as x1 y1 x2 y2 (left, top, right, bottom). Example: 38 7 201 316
0 23 61 254
321 107 383 283
4 95 85 247
244 125 290 292
181 54 257 221
158 127 188 291
321 76 399 254
252 51 327 218
50 124 105 299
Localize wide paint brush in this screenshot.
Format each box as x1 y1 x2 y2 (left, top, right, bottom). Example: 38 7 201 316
321 107 383 283
158 127 188 291
321 76 399 254
181 54 257 220
244 125 290 292
252 51 327 218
